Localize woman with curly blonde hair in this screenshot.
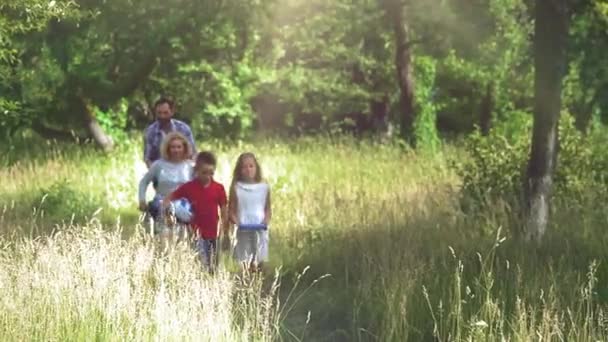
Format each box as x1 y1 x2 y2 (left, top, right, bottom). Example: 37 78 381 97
138 132 194 236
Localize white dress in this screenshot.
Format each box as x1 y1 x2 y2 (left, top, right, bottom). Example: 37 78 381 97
233 181 270 263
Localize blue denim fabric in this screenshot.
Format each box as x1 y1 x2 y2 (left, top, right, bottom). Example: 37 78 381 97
196 238 218 272
143 119 196 164
147 194 163 220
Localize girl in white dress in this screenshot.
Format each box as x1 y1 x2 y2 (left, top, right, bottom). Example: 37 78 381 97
228 152 272 273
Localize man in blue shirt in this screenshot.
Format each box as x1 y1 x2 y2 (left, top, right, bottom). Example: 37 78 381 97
144 97 197 168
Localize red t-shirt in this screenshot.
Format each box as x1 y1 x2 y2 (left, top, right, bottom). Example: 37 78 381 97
171 179 227 239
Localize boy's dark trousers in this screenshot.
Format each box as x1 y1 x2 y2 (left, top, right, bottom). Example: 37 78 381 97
196 238 218 273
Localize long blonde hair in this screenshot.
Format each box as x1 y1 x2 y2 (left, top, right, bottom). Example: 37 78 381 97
160 132 192 161
229 152 263 201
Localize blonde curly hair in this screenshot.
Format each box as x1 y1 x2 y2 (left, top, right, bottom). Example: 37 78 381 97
160 132 192 161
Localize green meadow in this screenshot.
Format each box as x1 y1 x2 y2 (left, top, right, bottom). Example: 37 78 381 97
1 136 607 341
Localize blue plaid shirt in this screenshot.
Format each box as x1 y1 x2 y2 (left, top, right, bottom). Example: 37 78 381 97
144 119 196 164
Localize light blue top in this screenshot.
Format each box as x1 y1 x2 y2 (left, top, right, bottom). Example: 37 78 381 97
138 159 194 202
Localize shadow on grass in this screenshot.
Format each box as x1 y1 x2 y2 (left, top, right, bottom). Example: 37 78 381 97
272 203 608 342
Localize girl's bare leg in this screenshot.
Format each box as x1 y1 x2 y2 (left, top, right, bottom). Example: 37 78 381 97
256 262 264 274
159 228 173 253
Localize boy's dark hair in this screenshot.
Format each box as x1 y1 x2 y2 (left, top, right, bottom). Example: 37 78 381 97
196 151 217 166
154 96 175 109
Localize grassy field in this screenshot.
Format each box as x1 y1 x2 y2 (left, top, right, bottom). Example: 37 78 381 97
1 136 607 341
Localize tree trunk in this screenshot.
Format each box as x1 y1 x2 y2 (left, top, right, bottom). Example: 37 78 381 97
382 0 416 144
524 0 570 243
33 95 113 151
74 94 114 152
370 96 391 137
479 83 494 136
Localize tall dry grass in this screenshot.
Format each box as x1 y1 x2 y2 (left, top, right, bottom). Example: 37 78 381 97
0 136 607 341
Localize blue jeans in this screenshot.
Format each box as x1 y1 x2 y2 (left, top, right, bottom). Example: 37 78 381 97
196 238 218 273
147 194 163 221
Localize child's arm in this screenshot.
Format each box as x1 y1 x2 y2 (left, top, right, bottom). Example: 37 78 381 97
263 184 272 225
219 185 231 237
219 202 232 251
162 183 186 209
220 203 230 236
162 185 188 227
228 185 239 225
161 192 175 209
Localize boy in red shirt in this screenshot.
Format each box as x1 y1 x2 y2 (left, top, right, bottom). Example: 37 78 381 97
164 151 229 272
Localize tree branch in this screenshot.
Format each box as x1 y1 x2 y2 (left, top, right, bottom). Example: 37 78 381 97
31 122 87 142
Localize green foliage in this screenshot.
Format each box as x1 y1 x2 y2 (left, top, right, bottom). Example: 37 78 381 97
0 0 79 137
0 99 25 139
0 0 77 60
260 0 391 117
177 60 258 139
34 179 102 223
3 0 267 139
552 115 608 201
453 114 608 209
413 56 441 153
94 99 129 143
453 126 530 208
1 0 607 142
433 0 533 131
566 2 608 130
494 109 533 141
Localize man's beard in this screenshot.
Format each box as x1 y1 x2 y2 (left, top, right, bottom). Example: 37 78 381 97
158 117 171 126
